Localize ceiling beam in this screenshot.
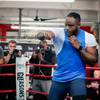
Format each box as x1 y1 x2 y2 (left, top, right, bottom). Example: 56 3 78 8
0 0 98 11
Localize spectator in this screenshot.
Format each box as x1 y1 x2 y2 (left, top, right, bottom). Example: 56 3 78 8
3 40 20 100
0 46 5 100
87 70 100 100
29 40 56 100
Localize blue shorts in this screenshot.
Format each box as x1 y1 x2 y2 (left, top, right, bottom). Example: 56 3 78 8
48 78 86 100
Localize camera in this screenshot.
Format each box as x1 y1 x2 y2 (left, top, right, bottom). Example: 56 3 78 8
35 49 41 54
12 49 19 57
35 48 45 56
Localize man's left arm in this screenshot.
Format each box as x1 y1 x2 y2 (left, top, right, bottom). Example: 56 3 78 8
69 35 97 64
79 46 97 64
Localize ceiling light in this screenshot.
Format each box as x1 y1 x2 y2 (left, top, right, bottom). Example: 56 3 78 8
28 0 75 3
11 26 63 30
3 0 75 3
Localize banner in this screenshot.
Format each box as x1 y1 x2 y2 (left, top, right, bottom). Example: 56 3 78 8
16 57 26 100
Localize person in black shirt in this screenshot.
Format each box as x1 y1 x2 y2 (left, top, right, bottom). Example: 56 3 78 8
0 47 5 100
3 40 19 100
29 40 56 100
87 70 100 100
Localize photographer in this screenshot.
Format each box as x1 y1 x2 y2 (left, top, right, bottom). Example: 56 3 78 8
3 40 20 100
0 47 5 100
29 40 56 100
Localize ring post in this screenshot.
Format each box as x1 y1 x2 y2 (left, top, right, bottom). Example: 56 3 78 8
16 57 26 100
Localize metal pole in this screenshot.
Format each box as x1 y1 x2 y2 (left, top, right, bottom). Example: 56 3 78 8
98 23 100 67
98 0 100 66
18 8 22 39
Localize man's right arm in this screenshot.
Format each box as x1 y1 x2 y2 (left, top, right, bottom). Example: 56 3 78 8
36 31 55 40
4 53 11 64
0 58 4 64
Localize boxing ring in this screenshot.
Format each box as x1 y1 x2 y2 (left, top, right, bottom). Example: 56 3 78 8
0 57 100 100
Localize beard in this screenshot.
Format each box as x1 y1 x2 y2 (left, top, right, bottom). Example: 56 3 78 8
68 28 79 37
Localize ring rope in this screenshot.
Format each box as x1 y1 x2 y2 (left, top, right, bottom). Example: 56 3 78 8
27 90 48 96
86 67 100 70
28 64 100 70
0 63 99 70
26 74 52 79
86 77 100 81
0 63 100 96
0 73 15 76
0 64 15 67
0 73 100 81
27 64 56 68
0 90 16 93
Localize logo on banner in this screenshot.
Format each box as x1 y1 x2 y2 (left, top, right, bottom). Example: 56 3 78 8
16 57 26 100
17 72 24 98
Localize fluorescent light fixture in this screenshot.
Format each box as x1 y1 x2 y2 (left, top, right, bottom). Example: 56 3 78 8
2 0 75 3
27 0 75 3
21 22 64 26
11 26 63 30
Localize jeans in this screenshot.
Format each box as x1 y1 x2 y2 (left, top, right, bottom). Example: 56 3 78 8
48 78 86 100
